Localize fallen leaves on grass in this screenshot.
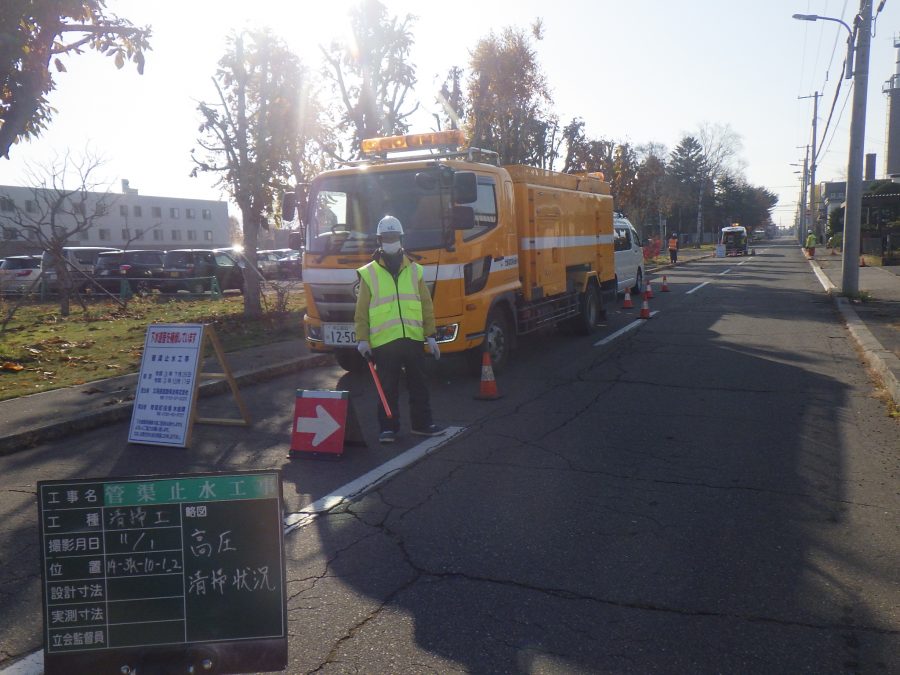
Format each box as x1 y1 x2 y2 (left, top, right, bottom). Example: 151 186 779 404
2 362 24 372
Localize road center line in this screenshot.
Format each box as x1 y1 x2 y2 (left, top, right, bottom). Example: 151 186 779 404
282 426 465 534
686 281 710 295
718 268 732 275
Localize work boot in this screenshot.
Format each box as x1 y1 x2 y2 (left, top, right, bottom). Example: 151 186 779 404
378 430 396 444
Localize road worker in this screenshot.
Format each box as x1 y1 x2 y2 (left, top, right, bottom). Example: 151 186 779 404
668 232 679 264
805 230 818 259
354 216 444 443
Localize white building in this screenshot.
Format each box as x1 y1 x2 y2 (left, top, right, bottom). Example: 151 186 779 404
0 180 231 256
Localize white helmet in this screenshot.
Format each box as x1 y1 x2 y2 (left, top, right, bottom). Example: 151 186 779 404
376 215 404 236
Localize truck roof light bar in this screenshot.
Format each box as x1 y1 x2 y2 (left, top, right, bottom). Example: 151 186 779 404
361 130 467 156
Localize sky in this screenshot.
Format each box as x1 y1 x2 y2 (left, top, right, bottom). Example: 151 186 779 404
1 0 899 228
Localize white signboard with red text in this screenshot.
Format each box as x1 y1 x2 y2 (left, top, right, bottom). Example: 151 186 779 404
290 390 349 457
128 324 205 448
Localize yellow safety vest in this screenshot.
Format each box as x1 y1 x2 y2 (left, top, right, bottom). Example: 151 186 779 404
805 234 817 248
359 260 425 347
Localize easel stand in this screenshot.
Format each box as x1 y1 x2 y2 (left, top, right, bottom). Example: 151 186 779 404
193 325 251 430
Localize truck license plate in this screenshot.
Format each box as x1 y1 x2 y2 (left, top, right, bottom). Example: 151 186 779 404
323 323 357 346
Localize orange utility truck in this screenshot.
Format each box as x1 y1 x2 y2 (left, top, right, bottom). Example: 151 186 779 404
287 130 615 372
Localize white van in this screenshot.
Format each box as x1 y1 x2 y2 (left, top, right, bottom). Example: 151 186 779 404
41 246 120 291
613 214 645 295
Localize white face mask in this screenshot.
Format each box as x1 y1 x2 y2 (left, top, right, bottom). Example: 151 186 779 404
381 241 402 254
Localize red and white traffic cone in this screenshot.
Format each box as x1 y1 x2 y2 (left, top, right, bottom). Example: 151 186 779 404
622 287 634 309
639 295 651 319
645 281 654 299
474 351 503 400
661 276 670 292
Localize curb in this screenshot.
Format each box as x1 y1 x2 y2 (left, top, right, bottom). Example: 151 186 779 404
835 296 900 408
0 353 334 456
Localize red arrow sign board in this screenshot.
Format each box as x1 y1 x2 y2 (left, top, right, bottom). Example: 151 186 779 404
291 390 349 457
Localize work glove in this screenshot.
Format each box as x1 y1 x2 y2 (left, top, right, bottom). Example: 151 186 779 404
426 337 440 360
357 340 372 360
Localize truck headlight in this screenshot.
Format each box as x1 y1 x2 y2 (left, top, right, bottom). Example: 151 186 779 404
435 324 458 343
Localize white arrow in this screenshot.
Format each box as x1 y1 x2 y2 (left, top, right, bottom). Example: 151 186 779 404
296 405 341 446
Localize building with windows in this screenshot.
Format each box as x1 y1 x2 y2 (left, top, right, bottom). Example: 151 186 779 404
0 180 231 256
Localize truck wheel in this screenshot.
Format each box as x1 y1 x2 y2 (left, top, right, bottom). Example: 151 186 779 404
469 307 512 374
334 348 367 373
575 284 602 335
632 269 643 295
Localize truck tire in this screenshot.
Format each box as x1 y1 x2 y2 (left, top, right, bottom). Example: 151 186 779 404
575 284 602 335
334 348 367 373
631 269 643 295
468 307 512 374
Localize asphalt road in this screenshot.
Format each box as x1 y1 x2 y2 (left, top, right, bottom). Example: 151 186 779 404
1 241 898 673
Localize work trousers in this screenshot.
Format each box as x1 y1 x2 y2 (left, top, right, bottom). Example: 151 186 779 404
372 337 433 433
669 248 678 263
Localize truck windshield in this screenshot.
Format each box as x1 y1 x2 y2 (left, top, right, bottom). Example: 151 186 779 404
305 169 448 254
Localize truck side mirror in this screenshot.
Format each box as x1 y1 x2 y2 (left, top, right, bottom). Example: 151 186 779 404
281 192 296 221
451 205 475 230
452 172 477 204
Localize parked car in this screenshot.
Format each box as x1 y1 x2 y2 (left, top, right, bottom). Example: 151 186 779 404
258 249 302 279
160 248 244 294
93 250 166 294
41 247 120 292
0 255 42 294
275 250 302 279
254 250 284 280
613 214 645 295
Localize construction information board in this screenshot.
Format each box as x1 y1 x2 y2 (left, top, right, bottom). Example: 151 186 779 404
38 471 287 675
128 323 204 447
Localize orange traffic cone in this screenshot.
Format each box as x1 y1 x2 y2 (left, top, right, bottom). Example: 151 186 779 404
639 295 651 319
645 281 654 299
474 351 503 400
661 276 670 292
622 288 634 309
859 255 867 267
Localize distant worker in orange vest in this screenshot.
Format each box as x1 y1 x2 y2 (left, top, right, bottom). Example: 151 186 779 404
668 233 679 264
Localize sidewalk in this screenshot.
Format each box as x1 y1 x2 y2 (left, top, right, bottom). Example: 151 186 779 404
0 338 333 456
809 251 900 407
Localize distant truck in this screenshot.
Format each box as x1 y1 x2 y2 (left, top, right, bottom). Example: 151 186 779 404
720 225 749 256
286 130 616 372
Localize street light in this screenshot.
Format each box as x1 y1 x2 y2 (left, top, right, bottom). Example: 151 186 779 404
792 14 856 78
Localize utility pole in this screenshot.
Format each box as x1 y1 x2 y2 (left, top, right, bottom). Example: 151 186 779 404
842 0 872 296
800 92 821 243
797 146 809 244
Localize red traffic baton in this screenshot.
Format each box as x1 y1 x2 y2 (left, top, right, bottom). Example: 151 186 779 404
367 357 393 419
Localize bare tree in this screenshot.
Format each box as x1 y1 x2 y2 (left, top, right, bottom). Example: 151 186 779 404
192 30 324 317
467 24 554 166
694 122 742 246
321 0 418 158
0 152 117 316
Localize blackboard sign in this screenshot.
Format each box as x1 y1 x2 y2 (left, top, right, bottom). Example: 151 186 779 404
38 471 287 675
